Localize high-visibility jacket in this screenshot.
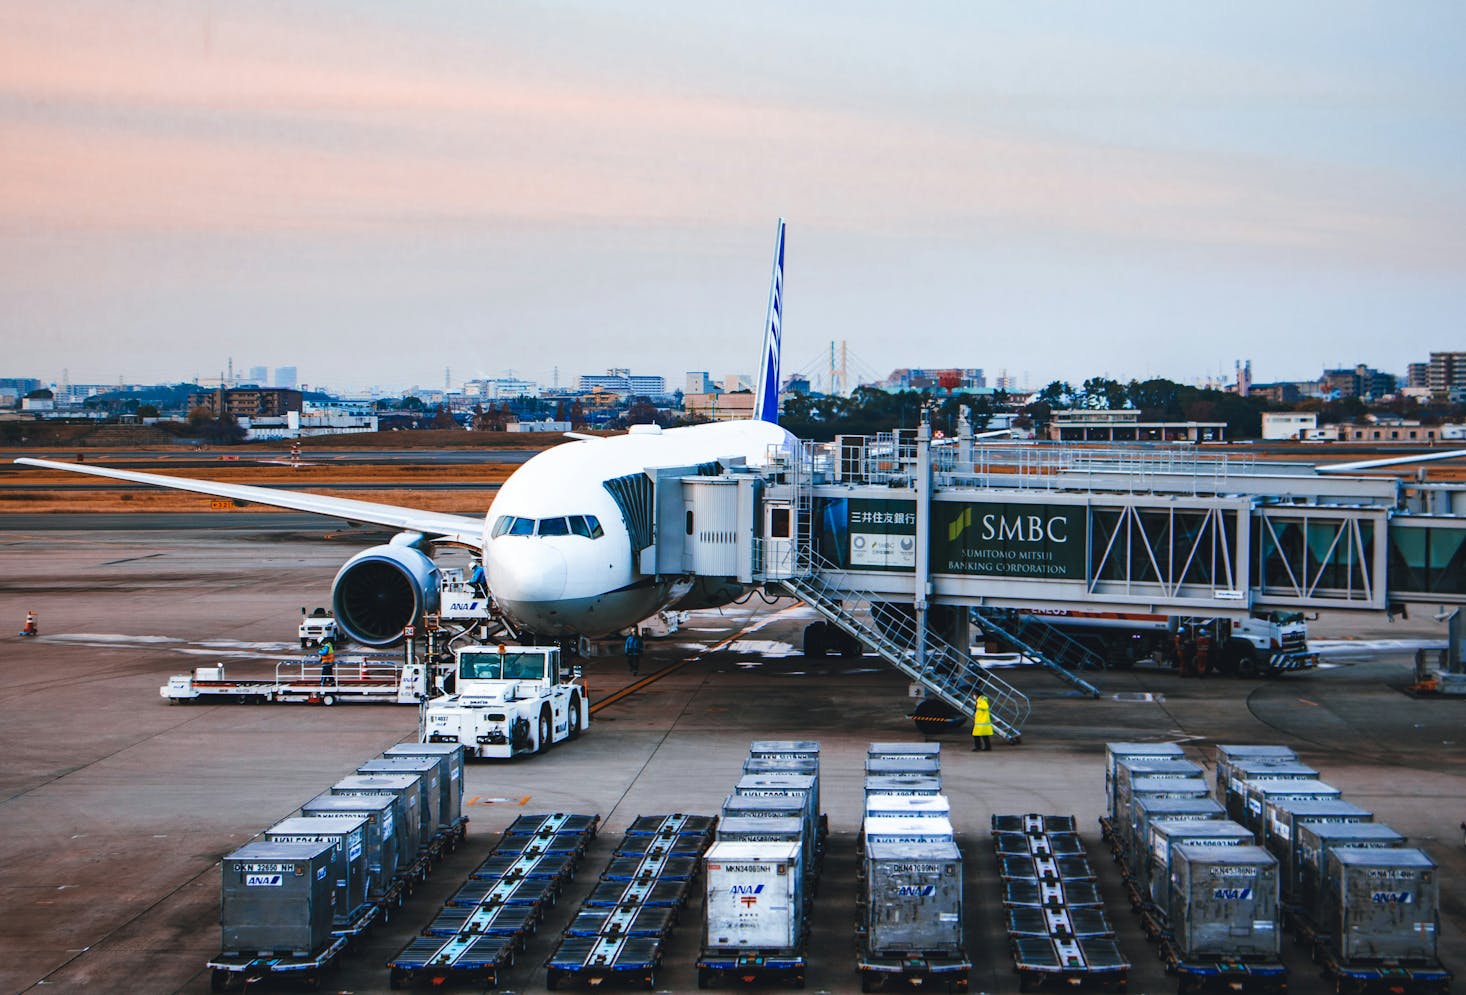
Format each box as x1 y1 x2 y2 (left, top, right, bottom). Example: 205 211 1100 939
971 696 993 737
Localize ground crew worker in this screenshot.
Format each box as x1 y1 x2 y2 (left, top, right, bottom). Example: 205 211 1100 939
1176 629 1197 678
1195 626 1213 678
318 639 336 686
624 628 644 677
971 694 993 752
19 610 38 637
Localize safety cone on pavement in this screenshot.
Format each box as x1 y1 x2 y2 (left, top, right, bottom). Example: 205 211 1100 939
19 610 38 637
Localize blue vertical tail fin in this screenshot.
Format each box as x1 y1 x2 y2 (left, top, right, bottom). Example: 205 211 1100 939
753 218 785 424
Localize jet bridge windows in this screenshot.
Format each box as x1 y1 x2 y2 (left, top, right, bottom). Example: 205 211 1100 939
491 515 605 540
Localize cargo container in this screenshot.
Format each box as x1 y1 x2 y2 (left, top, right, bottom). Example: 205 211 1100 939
356 758 439 847
1324 848 1441 963
1126 795 1224 875
857 840 970 990
866 742 942 761
1261 798 1372 901
721 793 812 875
1129 776 1210 804
1104 742 1185 820
699 840 806 987
219 840 340 957
735 773 818 845
1220 759 1319 821
1214 745 1298 795
863 793 951 821
299 792 400 898
747 740 820 763
1168 844 1280 961
864 774 943 797
1146 819 1254 918
716 815 803 846
743 756 819 777
330 774 422 869
864 756 942 777
862 815 955 846
263 816 371 927
381 742 466 832
1112 758 1204 827
1241 779 1340 836
1294 822 1406 928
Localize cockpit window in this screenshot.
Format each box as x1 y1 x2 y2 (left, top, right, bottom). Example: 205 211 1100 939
490 516 512 538
539 517 570 537
585 516 604 539
492 514 603 539
507 517 534 537
568 516 592 538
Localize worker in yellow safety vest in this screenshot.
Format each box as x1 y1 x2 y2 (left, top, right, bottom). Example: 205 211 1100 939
971 694 993 752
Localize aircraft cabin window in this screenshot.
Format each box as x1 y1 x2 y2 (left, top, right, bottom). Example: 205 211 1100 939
539 517 570 537
507 517 535 537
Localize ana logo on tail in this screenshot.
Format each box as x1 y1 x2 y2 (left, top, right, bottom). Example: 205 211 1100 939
753 218 785 424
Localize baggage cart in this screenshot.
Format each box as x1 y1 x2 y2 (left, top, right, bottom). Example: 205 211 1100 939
1006 906 1115 939
998 854 1096 882
601 853 702 882
1010 935 1130 992
1156 939 1289 995
625 812 719 839
583 876 695 909
421 901 539 941
545 934 665 990
505 812 601 840
614 834 710 859
470 848 580 886
564 905 678 939
993 813 1079 835
208 936 348 993
446 873 560 909
994 831 1086 857
1004 879 1105 908
388 931 518 990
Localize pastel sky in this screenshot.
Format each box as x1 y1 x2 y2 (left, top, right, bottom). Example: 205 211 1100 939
2 2 1464 392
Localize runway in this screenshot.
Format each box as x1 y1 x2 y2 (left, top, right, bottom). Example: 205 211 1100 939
0 518 1462 993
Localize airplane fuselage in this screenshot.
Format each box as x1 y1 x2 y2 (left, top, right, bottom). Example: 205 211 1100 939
483 419 797 637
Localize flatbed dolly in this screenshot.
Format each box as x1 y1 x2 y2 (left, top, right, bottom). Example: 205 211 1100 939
994 814 1080 835
613 834 710 859
545 933 665 990
600 852 702 882
994 830 1087 857
446 873 560 909
697 945 809 990
208 935 348 992
1003 879 1105 908
470 848 580 886
421 901 540 941
1010 935 1130 993
582 875 694 909
563 905 677 939
1315 944 1453 995
163 658 426 706
998 854 1097 882
624 813 718 838
1006 906 1116 940
505 812 601 841
387 931 519 990
1157 938 1288 995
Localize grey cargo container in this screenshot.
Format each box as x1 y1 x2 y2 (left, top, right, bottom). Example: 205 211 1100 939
1214 745 1298 794
1241 779 1340 836
221 840 339 957
747 740 819 762
1296 822 1406 926
1105 742 1185 820
864 774 943 797
356 757 440 844
299 792 399 895
1221 760 1319 821
736 773 819 835
716 816 804 845
1169 844 1280 960
1113 758 1204 825
864 793 951 821
722 793 812 875
703 840 804 953
1127 796 1224 875
382 742 465 829
743 756 819 777
862 839 964 957
1260 798 1372 901
331 774 422 864
264 816 370 924
1324 848 1440 963
865 756 941 777
1146 819 1254 917
867 742 941 761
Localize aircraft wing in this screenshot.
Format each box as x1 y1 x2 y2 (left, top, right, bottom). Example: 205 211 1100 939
1315 448 1466 474
13 457 486 547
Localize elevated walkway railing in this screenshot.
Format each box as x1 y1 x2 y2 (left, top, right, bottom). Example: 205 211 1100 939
765 543 1031 742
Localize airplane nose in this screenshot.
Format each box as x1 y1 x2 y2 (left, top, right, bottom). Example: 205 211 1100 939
486 541 568 603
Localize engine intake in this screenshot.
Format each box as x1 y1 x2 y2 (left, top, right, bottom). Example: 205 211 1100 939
331 538 440 647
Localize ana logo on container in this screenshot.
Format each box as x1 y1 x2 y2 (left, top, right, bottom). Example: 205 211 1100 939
245 874 283 887
730 883 764 907
1212 887 1253 901
896 885 937 897
1372 891 1414 904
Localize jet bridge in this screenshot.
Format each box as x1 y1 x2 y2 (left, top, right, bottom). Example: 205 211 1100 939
637 430 1466 741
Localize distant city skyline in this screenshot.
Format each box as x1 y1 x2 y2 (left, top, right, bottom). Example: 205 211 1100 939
3 4 1464 389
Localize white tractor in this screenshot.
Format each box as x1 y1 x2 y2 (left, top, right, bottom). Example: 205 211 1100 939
422 643 588 758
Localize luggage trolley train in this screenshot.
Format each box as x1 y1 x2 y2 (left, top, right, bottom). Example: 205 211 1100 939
544 813 717 990
388 811 601 990
209 743 470 992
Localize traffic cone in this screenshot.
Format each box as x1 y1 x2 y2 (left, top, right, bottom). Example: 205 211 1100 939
19 610 37 637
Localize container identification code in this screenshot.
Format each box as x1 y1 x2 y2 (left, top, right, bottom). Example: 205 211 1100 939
240 863 294 873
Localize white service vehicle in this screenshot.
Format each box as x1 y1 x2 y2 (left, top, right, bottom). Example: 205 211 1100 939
298 607 339 648
423 643 588 759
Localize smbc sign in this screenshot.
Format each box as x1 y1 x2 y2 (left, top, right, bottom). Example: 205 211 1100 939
930 501 1085 579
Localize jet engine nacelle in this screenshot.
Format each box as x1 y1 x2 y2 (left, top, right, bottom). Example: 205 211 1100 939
330 534 441 647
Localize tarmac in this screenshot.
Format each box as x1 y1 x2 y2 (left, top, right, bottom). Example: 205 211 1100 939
1 515 1463 994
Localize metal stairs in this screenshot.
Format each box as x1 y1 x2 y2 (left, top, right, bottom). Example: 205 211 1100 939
777 552 1031 743
971 609 1103 698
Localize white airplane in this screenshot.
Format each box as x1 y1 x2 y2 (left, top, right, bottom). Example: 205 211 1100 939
16 220 799 648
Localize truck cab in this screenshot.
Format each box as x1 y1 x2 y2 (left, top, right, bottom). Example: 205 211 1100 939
423 644 587 759
298 608 339 648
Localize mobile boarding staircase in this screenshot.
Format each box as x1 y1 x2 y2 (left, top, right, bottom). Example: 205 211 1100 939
774 549 1033 743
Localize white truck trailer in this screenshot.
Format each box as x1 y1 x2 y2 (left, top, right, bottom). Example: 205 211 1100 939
421 643 587 759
